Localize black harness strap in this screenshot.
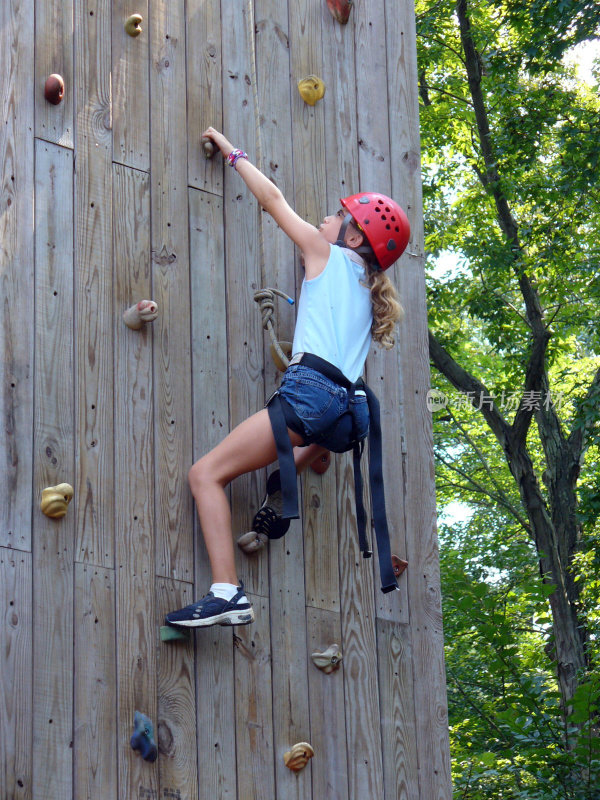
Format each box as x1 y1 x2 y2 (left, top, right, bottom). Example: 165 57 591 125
267 353 398 594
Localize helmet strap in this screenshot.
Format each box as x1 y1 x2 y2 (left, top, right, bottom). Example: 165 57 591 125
334 213 354 249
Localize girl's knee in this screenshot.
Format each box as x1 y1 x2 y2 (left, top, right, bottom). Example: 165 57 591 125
188 456 226 492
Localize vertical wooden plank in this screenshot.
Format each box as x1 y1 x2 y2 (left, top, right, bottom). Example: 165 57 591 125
74 564 117 800
113 164 159 800
289 0 326 224
221 0 268 597
385 2 452 797
1 0 34 551
253 6 312 799
194 625 236 800
320 0 359 208
0 548 32 800
150 0 194 582
189 187 237 800
35 0 74 147
155 579 198 799
112 0 150 170
32 140 75 800
306 608 349 800
377 620 420 800
74 0 114 568
187 0 223 194
337 455 385 799
233 594 275 800
189 188 228 587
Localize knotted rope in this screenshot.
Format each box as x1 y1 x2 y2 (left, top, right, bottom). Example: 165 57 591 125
253 288 295 369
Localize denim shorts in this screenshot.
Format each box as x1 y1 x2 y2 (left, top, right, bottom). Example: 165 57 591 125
275 364 369 452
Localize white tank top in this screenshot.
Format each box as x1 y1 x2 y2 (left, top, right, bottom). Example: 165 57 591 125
292 245 372 382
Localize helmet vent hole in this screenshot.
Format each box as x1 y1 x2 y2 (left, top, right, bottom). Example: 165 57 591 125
375 207 381 213
381 214 387 220
391 215 396 222
385 224 391 230
385 206 391 212
395 226 400 232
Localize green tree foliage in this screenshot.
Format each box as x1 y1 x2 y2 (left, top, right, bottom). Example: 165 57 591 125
416 0 600 795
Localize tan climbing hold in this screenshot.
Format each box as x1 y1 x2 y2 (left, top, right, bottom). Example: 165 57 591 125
237 530 268 554
123 300 158 330
311 644 343 674
41 483 74 519
284 742 314 772
269 341 292 373
326 0 353 24
297 76 325 106
125 14 143 37
202 136 216 159
44 74 64 105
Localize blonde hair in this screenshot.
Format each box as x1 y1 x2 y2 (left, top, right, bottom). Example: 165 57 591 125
363 266 403 349
345 216 403 348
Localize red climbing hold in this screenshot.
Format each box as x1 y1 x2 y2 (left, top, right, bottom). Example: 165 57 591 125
326 0 353 25
44 74 64 105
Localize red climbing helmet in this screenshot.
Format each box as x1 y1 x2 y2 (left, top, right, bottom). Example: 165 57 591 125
340 192 410 271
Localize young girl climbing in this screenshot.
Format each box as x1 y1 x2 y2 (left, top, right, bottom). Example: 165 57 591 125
165 126 410 630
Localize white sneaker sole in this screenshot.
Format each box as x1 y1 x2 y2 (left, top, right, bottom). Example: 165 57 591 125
168 607 255 629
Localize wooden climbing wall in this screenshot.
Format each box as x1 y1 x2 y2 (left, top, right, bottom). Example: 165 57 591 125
0 0 452 798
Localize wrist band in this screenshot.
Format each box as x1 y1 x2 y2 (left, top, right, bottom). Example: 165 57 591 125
227 148 249 169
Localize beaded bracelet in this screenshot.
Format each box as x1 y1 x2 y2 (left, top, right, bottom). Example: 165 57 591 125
227 148 249 170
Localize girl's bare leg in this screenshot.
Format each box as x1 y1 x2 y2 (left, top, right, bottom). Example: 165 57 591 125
189 409 306 586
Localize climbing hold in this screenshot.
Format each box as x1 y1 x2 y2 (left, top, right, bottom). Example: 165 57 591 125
311 644 343 674
41 483 74 519
284 742 315 772
44 74 64 105
160 624 191 643
310 451 331 475
237 529 268 554
124 14 143 37
392 554 408 578
297 76 325 106
130 711 158 762
326 0 353 24
269 341 292 373
123 300 158 330
202 136 216 159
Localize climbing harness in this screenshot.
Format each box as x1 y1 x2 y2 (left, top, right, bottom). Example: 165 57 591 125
267 353 399 594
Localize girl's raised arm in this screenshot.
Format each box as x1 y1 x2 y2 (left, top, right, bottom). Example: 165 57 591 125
203 128 330 277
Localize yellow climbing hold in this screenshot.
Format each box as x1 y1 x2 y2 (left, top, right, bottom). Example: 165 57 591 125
125 14 143 37
41 483 74 519
297 76 325 106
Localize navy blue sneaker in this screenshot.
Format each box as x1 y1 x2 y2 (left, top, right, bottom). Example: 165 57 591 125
164 585 254 629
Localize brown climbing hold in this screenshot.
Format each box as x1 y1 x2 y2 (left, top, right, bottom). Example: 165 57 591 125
202 136 216 159
311 644 342 673
124 14 143 37
284 742 314 772
297 76 325 106
269 341 292 373
123 300 158 330
392 554 408 578
44 74 64 105
326 0 353 24
41 483 74 519
310 451 330 475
